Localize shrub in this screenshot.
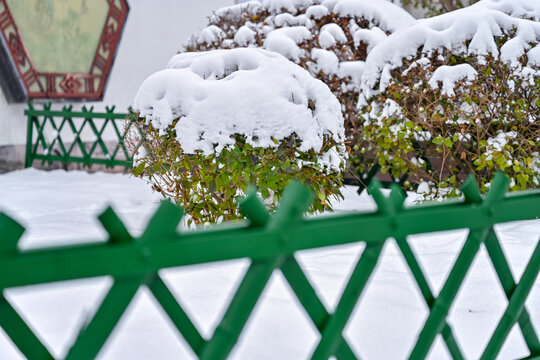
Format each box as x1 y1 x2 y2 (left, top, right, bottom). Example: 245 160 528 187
128 48 347 225
357 0 540 198
182 0 414 142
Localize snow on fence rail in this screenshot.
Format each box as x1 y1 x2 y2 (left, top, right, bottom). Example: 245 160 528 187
0 174 539 359
24 102 132 170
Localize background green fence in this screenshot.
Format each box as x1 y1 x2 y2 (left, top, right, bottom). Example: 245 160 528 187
0 174 538 359
24 102 132 170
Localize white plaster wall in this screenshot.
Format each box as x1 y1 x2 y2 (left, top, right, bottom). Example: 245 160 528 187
0 89 25 146
0 0 234 146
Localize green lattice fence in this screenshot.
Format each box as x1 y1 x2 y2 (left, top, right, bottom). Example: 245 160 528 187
24 102 133 170
0 174 539 359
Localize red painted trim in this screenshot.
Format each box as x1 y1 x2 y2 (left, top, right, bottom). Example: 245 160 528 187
0 0 129 100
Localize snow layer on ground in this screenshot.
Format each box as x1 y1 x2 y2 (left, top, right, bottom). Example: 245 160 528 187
362 0 540 95
133 48 345 158
0 169 538 359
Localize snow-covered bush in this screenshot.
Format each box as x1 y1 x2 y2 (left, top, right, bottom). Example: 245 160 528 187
358 0 540 197
183 0 414 140
128 48 347 224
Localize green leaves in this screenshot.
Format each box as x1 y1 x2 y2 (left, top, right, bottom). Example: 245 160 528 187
133 162 146 176
432 136 443 145
127 116 345 225
354 48 540 199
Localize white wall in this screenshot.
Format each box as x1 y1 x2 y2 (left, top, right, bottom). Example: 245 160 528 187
0 0 234 147
0 88 25 146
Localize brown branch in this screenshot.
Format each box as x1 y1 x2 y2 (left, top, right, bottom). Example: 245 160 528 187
439 0 456 12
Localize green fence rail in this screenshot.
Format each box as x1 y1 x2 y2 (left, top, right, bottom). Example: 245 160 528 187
0 174 539 359
24 102 132 170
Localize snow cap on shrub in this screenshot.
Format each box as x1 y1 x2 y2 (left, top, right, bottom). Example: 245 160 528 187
133 48 346 169
362 0 540 96
130 48 348 224
183 0 415 134
321 0 416 32
198 0 415 83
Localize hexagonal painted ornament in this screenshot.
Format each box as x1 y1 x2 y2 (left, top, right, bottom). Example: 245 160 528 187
0 0 128 101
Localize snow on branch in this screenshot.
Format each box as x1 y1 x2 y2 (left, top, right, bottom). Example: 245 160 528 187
362 0 540 95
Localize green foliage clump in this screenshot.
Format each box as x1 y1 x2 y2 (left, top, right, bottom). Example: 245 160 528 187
127 111 345 225
356 50 540 198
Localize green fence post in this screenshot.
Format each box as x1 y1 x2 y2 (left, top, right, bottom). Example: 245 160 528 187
281 257 358 360
24 102 34 168
409 174 510 359
481 239 540 359
0 213 54 359
484 228 540 355
311 243 384 360
198 182 313 360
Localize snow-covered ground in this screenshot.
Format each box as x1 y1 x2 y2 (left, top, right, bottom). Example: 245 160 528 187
0 169 538 359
